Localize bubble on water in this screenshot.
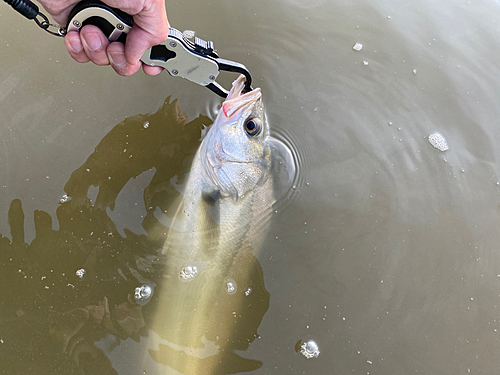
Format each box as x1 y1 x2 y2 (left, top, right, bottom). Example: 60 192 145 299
135 285 151 299
59 194 72 204
134 283 155 306
226 279 237 295
428 132 449 151
353 43 363 51
143 121 149 129
180 265 198 281
75 268 85 278
244 287 253 296
300 340 320 359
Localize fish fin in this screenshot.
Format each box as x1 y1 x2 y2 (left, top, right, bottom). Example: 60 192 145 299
201 190 221 204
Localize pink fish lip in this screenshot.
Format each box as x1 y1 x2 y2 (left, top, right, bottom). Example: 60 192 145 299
222 88 262 117
221 74 262 117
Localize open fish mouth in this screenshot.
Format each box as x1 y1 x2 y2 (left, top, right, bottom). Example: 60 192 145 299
222 75 262 118
226 74 251 99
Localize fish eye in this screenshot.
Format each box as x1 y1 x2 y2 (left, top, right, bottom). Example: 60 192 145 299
244 118 262 136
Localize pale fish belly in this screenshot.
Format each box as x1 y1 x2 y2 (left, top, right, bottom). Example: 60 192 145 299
147 146 274 374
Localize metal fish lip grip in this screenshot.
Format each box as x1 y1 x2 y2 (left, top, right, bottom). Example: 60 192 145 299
4 0 253 97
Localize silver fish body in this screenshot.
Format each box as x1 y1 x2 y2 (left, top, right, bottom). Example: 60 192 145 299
148 75 275 373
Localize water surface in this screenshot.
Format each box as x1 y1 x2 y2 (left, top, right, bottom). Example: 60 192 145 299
2 0 500 373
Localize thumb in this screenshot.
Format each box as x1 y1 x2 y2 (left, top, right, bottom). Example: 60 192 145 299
107 41 142 76
123 26 155 66
123 21 169 64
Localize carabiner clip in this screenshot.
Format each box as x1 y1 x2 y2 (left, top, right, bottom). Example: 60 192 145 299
206 58 253 98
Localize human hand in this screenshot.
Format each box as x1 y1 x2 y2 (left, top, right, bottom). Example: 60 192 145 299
38 0 169 76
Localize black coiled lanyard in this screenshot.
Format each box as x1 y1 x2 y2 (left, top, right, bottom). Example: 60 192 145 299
3 0 66 36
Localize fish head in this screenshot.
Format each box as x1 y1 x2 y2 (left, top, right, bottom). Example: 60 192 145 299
201 75 271 201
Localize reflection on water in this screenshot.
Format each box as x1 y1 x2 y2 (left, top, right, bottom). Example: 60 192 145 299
0 98 270 373
4 0 500 373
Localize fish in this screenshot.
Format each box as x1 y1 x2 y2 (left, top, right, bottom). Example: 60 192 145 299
147 74 275 374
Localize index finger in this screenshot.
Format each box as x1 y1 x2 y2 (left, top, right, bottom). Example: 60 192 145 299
97 0 170 65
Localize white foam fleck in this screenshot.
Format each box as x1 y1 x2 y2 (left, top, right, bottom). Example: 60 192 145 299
226 279 237 295
300 340 320 359
428 132 449 151
353 43 363 51
180 265 198 281
59 194 71 204
135 285 152 300
76 268 85 278
134 283 155 306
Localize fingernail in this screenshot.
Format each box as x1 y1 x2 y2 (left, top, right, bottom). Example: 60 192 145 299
68 36 83 53
108 51 127 66
84 33 102 51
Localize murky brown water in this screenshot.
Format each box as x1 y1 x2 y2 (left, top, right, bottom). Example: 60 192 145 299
2 0 500 373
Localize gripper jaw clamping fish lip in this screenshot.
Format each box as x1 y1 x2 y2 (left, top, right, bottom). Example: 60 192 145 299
65 0 253 98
